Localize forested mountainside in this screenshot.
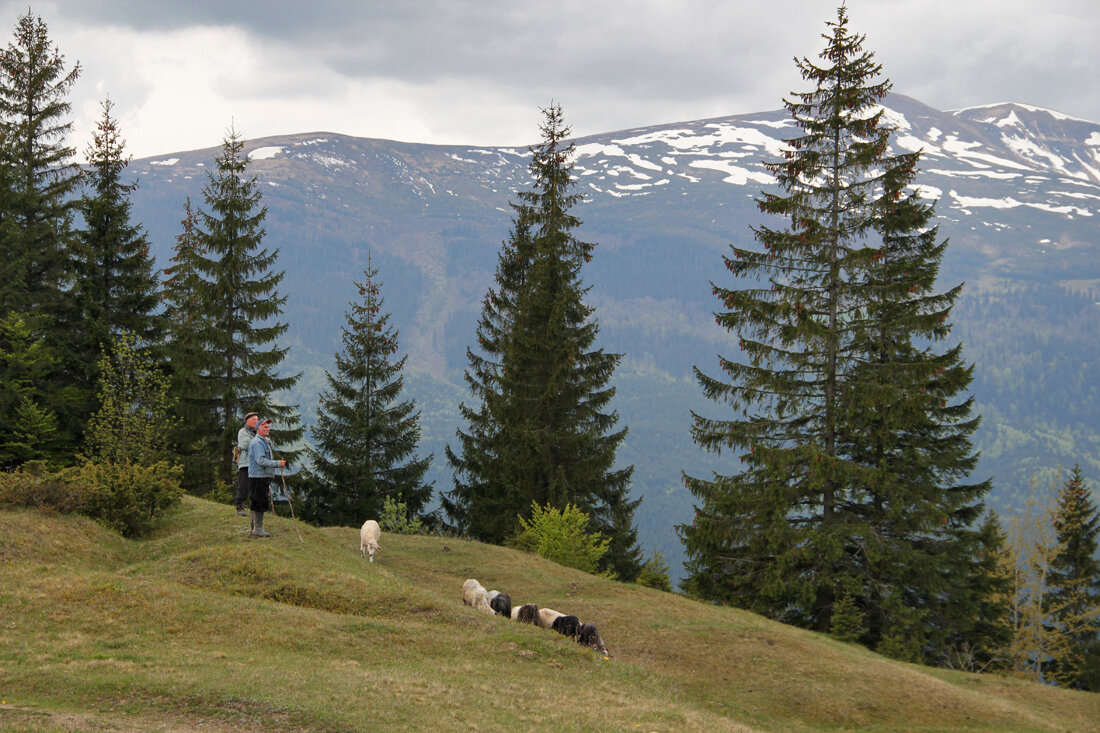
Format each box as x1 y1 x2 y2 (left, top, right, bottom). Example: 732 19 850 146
126 94 1100 576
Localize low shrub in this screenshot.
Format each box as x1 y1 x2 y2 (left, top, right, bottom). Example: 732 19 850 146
378 495 424 535
635 550 673 592
68 460 184 538
514 502 609 574
0 460 84 513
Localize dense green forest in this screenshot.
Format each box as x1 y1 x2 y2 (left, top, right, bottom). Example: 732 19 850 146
956 283 1100 507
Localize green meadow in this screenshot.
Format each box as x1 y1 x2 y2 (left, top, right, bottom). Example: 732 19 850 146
1 497 1096 732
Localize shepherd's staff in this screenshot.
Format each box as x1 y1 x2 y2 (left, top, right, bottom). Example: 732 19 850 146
280 466 304 543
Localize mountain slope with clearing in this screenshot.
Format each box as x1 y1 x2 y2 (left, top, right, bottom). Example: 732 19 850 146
1 498 1096 732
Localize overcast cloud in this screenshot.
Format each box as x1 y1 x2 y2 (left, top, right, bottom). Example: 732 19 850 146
4 0 1097 158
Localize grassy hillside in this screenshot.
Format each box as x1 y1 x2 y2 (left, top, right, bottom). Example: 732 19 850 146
1 499 1097 732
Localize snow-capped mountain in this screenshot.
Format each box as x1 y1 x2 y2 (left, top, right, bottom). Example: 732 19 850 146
126 94 1100 578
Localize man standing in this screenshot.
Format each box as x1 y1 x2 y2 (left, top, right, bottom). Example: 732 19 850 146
247 418 285 537
235 411 260 515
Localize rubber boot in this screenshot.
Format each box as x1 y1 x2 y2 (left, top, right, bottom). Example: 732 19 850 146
236 501 247 517
251 511 271 537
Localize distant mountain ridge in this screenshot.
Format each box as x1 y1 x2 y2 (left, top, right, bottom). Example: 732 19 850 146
125 94 1100 579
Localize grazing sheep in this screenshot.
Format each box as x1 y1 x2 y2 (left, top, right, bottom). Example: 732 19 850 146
537 607 565 630
551 614 581 639
488 591 512 618
577 623 609 655
359 519 381 562
462 578 494 614
512 603 539 624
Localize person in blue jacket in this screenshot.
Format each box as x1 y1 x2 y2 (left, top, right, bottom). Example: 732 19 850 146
247 418 285 537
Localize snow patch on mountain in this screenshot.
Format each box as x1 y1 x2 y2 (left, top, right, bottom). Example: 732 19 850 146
249 146 282 160
950 191 1022 210
307 153 350 168
690 159 775 186
897 135 932 154
574 143 663 173
949 190 1093 218
941 137 1034 171
927 168 1023 180
742 118 792 129
913 184 943 200
995 111 1024 129
869 105 911 131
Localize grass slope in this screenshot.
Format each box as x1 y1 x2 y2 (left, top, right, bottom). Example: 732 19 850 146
1 498 1097 732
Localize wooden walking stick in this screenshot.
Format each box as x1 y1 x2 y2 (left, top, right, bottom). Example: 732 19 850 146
280 467 304 543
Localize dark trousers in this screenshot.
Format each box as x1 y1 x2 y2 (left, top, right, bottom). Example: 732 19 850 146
236 467 250 506
249 476 272 513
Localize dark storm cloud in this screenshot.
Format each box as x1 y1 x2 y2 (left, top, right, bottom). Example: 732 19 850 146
3 0 1095 156
59 0 810 112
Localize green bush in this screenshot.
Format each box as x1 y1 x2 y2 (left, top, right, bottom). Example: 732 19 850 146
378 495 423 535
877 628 925 664
829 592 866 644
84 331 178 466
514 502 609 574
192 480 234 506
68 460 184 538
636 550 673 592
505 525 538 553
0 461 83 513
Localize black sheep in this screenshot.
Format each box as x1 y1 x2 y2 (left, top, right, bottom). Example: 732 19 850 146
515 603 539 624
577 623 609 655
551 614 581 639
489 591 512 618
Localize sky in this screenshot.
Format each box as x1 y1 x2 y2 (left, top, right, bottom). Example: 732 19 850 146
5 0 1098 160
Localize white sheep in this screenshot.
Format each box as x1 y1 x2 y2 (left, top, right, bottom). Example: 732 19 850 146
360 519 381 562
537 607 565 630
462 578 494 614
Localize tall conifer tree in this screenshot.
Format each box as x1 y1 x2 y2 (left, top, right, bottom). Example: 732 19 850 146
73 99 164 415
302 259 433 526
681 5 988 645
445 105 641 579
0 10 82 444
1047 465 1100 690
191 126 301 486
0 10 80 317
162 199 219 489
443 207 534 538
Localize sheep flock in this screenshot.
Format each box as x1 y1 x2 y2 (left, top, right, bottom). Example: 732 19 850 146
464 578 610 657
356 521 610 657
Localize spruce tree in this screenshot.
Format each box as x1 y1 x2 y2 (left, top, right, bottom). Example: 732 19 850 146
191 126 301 487
302 260 433 526
445 104 641 579
0 313 58 467
1047 465 1100 690
940 510 1013 671
162 198 219 489
443 207 534 538
835 63 989 656
73 99 164 414
681 5 989 644
0 10 82 444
